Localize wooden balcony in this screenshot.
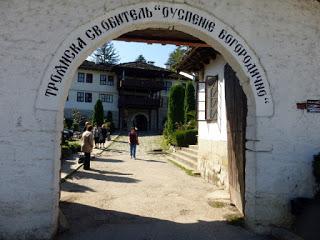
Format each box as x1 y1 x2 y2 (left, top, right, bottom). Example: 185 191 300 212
118 95 161 109
119 79 164 91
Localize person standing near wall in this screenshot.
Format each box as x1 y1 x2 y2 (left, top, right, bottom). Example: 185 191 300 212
128 127 139 159
81 125 94 170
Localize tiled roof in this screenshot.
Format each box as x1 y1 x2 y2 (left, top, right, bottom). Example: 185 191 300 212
78 60 115 71
116 61 172 72
78 60 190 81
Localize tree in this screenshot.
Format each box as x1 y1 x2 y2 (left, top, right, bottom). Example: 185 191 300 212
135 54 147 63
184 81 196 123
165 46 188 71
94 42 120 64
166 84 185 133
93 99 104 126
71 109 82 131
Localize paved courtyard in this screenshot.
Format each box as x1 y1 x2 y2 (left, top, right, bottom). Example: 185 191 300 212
58 134 271 240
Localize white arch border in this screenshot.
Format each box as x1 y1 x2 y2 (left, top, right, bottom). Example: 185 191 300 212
35 1 274 117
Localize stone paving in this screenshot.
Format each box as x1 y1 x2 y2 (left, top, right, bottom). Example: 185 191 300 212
58 134 271 240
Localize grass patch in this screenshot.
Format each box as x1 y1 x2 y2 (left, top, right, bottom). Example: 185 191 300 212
223 213 245 226
208 200 228 208
161 136 171 151
168 159 195 176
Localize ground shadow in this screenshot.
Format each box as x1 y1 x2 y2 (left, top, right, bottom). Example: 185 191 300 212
68 171 139 184
134 158 167 164
60 154 80 175
94 158 124 163
87 168 133 176
57 202 270 240
61 181 95 193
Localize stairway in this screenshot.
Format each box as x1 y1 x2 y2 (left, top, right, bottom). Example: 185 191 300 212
167 145 200 175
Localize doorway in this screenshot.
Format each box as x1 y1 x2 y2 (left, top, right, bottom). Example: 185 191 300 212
225 64 247 214
134 114 148 131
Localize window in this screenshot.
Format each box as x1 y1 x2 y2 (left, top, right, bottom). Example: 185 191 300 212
78 72 85 82
85 92 92 103
164 81 172 91
107 75 114 86
86 73 93 83
100 94 113 103
206 75 219 121
77 92 84 102
100 74 107 85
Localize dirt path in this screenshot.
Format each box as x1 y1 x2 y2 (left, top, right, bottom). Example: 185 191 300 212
58 134 270 240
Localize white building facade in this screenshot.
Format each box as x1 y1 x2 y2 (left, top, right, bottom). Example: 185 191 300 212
64 61 119 126
64 61 188 130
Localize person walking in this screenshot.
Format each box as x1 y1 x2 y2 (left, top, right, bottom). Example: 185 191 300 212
93 125 100 148
100 124 107 149
128 127 139 159
80 125 94 170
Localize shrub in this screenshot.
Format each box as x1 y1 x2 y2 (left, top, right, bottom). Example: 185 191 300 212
313 153 320 198
167 84 185 131
172 129 197 147
68 141 81 153
93 99 104 126
64 118 73 129
184 81 196 123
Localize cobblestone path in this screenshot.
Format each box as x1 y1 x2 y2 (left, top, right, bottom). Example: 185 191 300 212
58 134 271 240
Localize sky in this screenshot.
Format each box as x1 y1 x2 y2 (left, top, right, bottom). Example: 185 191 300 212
96 40 177 68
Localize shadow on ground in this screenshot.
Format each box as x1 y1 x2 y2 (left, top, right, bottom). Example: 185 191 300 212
61 182 96 193
94 158 124 163
57 202 270 240
67 170 139 184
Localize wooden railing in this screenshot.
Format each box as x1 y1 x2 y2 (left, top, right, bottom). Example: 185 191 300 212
119 79 164 91
118 95 161 108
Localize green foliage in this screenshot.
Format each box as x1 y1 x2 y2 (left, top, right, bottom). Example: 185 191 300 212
94 42 120 64
313 153 320 198
172 129 197 147
104 111 115 132
184 81 196 123
165 46 189 72
167 84 185 132
64 118 73 129
60 140 81 159
72 109 82 131
93 99 104 126
135 54 147 63
67 141 81 153
223 213 245 226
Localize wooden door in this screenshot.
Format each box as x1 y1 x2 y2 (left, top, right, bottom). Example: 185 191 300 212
224 64 247 214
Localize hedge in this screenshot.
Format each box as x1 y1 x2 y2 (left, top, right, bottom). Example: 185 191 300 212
172 129 198 147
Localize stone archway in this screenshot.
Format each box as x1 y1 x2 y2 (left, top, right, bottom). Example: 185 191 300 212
132 113 149 131
32 1 274 236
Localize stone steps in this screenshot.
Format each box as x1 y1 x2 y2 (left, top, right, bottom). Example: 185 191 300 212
178 147 198 160
168 145 199 175
189 145 198 150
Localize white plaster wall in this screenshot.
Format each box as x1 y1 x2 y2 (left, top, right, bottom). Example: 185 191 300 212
198 55 227 141
0 0 319 239
64 69 118 112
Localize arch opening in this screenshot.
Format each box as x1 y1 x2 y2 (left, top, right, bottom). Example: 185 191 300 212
33 1 275 232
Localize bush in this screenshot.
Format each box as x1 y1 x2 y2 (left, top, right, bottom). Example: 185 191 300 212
68 141 81 153
184 81 196 123
167 84 185 132
64 118 73 129
172 129 197 147
60 141 81 159
93 99 104 126
313 154 320 198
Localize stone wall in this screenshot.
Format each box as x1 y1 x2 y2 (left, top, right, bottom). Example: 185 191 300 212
0 0 319 238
